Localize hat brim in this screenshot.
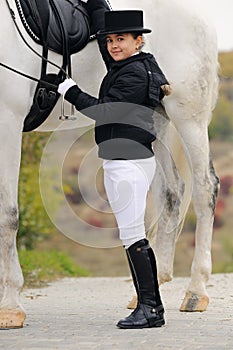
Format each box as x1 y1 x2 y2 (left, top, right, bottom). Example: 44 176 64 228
97 27 151 36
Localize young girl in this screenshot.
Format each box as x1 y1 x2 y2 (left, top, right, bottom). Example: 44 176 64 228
58 10 170 329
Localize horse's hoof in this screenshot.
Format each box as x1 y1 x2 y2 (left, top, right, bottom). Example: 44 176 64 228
158 272 172 285
0 309 26 329
127 295 138 309
180 292 209 312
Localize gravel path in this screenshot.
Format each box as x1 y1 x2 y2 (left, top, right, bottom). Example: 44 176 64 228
0 274 233 349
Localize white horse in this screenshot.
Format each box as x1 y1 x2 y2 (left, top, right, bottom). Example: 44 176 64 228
0 0 219 328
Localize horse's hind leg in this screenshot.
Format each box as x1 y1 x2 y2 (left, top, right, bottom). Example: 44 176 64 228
127 141 187 309
150 114 192 285
180 133 219 311
127 115 190 309
0 126 26 328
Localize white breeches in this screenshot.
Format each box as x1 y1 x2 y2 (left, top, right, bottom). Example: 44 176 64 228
103 157 156 248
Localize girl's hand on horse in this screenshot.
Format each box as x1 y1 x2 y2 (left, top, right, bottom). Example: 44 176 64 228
58 78 77 96
161 84 172 96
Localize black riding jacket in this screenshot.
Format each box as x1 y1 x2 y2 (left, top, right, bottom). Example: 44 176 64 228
65 52 168 159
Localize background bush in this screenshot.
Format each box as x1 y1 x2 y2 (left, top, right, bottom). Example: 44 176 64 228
19 250 89 287
18 132 55 249
209 51 233 142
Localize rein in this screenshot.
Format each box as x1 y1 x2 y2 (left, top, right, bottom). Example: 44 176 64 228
1 0 70 88
0 62 58 89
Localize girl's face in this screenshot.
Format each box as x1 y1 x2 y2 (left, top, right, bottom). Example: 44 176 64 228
106 33 143 61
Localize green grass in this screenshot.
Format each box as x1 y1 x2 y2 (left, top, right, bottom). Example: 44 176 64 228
19 249 89 288
213 261 233 274
212 237 233 274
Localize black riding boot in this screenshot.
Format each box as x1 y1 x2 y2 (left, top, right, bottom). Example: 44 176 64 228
125 248 139 298
117 239 165 329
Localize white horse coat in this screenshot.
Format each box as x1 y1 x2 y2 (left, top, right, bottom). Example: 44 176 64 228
0 0 219 328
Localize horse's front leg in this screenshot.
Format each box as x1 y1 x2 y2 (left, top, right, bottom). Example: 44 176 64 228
0 123 26 329
180 131 219 312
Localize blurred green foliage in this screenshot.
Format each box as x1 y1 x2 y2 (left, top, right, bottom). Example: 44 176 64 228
18 132 56 249
209 51 233 142
212 229 233 274
19 249 89 287
218 51 233 78
209 94 233 142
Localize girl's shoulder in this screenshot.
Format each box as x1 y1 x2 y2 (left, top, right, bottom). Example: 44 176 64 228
112 53 152 75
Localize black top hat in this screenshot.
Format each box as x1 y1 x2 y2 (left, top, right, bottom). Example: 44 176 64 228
97 10 151 35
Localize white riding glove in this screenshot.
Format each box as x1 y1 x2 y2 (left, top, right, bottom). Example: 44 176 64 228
58 78 77 96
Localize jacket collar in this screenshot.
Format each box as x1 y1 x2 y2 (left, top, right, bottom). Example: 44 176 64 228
109 52 153 69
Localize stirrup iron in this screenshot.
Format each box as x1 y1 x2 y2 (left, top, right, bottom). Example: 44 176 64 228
59 96 76 120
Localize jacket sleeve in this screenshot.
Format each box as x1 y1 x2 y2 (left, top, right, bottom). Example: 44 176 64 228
85 0 110 35
143 58 169 104
85 0 112 69
64 64 148 122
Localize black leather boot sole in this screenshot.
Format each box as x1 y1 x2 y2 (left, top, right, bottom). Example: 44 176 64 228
117 304 165 329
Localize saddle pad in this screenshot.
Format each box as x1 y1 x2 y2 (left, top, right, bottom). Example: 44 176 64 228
16 0 90 54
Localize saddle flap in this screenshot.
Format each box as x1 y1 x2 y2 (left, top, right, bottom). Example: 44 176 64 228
23 74 61 132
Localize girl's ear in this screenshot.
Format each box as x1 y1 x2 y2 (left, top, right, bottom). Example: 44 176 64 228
136 35 143 51
136 36 143 45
